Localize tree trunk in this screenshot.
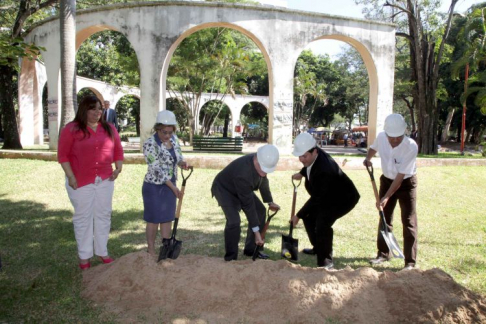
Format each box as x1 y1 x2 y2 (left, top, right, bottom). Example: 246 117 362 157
0 65 23 149
440 108 455 143
60 0 77 130
223 114 229 137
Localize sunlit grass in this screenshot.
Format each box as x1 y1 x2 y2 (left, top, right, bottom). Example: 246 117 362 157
0 159 485 322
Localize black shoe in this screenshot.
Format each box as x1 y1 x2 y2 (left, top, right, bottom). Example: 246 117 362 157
302 248 316 255
244 250 269 259
369 256 389 265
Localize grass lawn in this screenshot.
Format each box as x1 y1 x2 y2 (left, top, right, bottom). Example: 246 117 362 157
0 159 485 322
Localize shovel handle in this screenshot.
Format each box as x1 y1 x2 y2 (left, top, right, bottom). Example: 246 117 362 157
181 166 194 187
366 164 380 204
261 209 278 241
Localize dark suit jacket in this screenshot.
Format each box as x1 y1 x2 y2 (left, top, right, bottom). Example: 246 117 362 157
297 149 360 220
211 154 273 228
104 108 119 130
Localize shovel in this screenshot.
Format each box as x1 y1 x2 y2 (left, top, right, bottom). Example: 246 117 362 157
158 166 194 262
281 177 301 261
252 209 279 261
365 164 404 259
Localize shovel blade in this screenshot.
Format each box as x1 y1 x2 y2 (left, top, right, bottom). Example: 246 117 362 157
167 240 182 259
380 230 404 259
281 234 298 261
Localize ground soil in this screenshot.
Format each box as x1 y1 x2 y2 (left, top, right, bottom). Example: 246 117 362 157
82 252 486 323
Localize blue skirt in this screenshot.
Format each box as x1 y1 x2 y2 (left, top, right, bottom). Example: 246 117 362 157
142 181 176 223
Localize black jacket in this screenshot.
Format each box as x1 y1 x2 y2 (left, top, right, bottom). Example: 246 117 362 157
211 154 273 228
297 149 360 219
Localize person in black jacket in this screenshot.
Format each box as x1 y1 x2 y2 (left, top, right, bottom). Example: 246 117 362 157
212 144 281 261
291 133 360 269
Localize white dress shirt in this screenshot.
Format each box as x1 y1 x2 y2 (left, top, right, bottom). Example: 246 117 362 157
370 132 418 180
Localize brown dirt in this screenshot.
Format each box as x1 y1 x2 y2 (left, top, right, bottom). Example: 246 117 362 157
82 252 486 323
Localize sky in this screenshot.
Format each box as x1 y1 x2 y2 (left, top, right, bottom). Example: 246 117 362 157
258 0 483 58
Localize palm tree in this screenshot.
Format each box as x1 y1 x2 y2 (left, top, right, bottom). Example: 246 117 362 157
59 0 77 130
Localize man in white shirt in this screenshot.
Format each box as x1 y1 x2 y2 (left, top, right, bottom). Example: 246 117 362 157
363 114 418 270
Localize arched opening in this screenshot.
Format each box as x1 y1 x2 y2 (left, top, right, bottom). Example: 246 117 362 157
77 88 101 103
163 24 270 144
115 95 141 136
199 100 232 137
240 102 268 142
76 28 140 143
293 36 373 147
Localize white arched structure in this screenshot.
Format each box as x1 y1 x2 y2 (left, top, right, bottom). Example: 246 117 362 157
20 1 396 153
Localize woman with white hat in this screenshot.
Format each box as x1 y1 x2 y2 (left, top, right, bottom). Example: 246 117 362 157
142 110 189 255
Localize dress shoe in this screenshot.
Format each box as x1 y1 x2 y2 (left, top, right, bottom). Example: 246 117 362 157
302 248 316 255
369 256 389 265
244 251 269 259
318 262 334 270
99 256 114 264
79 261 91 270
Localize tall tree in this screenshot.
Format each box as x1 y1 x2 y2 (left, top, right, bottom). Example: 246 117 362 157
0 0 57 149
60 0 76 129
357 0 459 154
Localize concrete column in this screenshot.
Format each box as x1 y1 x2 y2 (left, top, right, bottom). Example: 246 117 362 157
268 55 295 155
18 58 36 146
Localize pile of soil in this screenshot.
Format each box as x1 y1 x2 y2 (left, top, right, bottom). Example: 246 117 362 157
83 252 486 323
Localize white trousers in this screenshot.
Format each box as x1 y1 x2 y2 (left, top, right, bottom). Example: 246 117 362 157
66 177 114 260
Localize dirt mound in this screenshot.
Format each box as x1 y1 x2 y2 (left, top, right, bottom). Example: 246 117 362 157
82 252 486 323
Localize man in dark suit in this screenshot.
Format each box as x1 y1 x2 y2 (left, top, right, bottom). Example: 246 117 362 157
211 144 281 261
103 100 119 131
291 133 360 269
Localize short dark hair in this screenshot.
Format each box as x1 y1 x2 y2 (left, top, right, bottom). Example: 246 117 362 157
307 146 317 154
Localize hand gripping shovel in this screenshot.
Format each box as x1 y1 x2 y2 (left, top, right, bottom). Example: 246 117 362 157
366 164 404 259
281 178 301 261
252 209 279 261
158 166 194 262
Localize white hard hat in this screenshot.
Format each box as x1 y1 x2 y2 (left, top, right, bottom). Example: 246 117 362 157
156 110 177 125
257 144 280 174
384 113 407 137
292 132 317 157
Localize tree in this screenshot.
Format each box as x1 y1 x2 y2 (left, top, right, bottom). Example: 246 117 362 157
0 0 57 149
452 4 486 115
60 0 76 130
357 0 459 154
167 27 259 143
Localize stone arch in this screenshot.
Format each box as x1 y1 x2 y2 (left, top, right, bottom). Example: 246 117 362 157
77 86 104 102
240 101 269 140
305 35 379 142
160 22 273 140
198 99 233 136
114 94 141 133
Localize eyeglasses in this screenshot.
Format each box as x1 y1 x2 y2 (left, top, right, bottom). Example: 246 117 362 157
157 130 174 136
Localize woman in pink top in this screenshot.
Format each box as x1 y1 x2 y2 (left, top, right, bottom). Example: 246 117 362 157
58 96 124 270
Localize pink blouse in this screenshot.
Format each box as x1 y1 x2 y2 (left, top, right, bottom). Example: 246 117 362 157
58 122 124 188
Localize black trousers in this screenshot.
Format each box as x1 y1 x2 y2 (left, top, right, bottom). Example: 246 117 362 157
221 194 266 261
377 175 418 266
302 203 356 267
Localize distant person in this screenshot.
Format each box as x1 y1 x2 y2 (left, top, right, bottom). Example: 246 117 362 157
291 133 360 269
211 144 281 261
103 100 119 132
343 133 348 147
58 96 124 270
142 110 190 256
363 113 418 270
